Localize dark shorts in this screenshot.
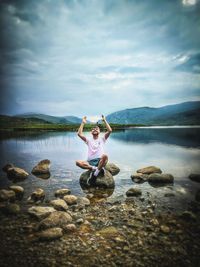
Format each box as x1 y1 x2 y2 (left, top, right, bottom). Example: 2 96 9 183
87 158 101 167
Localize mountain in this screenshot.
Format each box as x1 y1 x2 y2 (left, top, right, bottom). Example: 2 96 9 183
15 113 82 124
106 101 200 125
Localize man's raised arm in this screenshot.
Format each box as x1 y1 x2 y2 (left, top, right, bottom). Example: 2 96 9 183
102 115 112 140
77 116 87 142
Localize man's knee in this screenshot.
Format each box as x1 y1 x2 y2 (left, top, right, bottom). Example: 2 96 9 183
76 160 81 166
101 154 108 160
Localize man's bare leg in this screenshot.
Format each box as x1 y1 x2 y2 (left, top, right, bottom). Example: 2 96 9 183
93 154 108 177
76 160 93 171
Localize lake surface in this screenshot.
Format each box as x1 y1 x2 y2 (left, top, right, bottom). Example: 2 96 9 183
0 127 200 211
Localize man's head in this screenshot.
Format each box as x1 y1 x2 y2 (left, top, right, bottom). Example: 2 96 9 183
91 126 100 137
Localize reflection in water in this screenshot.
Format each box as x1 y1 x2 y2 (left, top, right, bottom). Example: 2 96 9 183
111 128 200 148
32 173 51 179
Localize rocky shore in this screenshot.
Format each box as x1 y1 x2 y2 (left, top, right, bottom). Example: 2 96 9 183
0 161 200 267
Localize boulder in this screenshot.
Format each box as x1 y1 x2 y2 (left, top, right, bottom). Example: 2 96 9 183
77 197 90 209
131 173 149 183
148 173 174 184
63 195 77 205
105 163 120 176
9 185 24 199
137 166 162 175
28 206 56 220
55 188 71 198
36 227 63 241
28 188 45 202
63 224 77 233
80 169 115 189
31 159 51 175
188 173 200 183
50 199 68 211
126 187 142 197
38 211 72 230
0 189 15 202
6 167 29 182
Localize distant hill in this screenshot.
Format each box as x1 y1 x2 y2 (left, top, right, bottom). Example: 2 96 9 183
106 101 200 125
15 113 83 124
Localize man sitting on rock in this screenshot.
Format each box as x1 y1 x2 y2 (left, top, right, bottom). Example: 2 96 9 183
76 115 112 184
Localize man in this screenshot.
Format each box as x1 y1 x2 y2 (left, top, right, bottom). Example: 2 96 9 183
76 115 112 184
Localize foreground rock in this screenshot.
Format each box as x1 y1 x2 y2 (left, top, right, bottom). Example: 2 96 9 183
38 211 72 230
54 188 71 198
50 199 68 211
3 164 29 182
0 189 15 202
105 163 120 176
148 173 174 184
126 187 142 197
35 227 63 241
80 169 115 189
189 173 200 183
0 203 20 215
28 188 45 203
31 159 51 175
9 185 24 199
28 206 56 220
63 195 77 205
137 166 162 175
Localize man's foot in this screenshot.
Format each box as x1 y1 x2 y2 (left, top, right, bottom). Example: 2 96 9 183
93 167 105 177
87 169 96 185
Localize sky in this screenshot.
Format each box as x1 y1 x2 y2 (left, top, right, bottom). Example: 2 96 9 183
0 0 200 121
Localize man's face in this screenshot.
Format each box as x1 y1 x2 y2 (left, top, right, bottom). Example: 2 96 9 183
91 126 100 136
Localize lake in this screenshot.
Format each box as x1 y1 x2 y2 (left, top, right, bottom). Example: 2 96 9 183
0 127 200 211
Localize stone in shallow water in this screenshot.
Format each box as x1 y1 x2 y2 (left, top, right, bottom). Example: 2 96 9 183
6 167 29 182
188 173 200 183
126 187 142 197
63 195 77 205
54 188 71 198
50 199 68 211
36 227 63 241
148 173 174 184
80 169 115 189
9 185 24 199
137 166 162 175
38 211 72 230
0 189 15 202
31 159 51 175
131 173 149 183
28 206 56 220
28 188 45 203
105 163 120 176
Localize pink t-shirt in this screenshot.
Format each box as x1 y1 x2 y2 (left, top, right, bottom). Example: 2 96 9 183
85 136 106 161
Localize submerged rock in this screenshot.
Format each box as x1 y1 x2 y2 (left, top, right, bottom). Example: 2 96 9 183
63 195 77 205
28 206 56 220
31 159 51 175
137 166 162 175
0 189 15 202
131 173 149 183
38 211 72 230
9 185 24 200
148 173 174 184
80 169 115 189
126 187 142 197
3 164 29 182
50 199 68 211
28 188 45 203
105 163 120 176
54 188 71 198
189 173 200 183
36 227 63 241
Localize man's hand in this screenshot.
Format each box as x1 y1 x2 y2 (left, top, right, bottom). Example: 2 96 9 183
82 116 87 124
102 115 106 122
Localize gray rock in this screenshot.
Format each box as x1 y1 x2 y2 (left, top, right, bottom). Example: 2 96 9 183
188 173 200 183
148 173 174 184
126 187 142 197
38 211 72 230
28 206 56 220
55 188 71 198
28 188 45 202
80 169 115 189
137 166 162 174
6 167 29 182
77 197 90 207
9 185 24 199
0 189 15 202
36 227 63 241
50 199 68 211
105 163 120 176
131 173 149 183
31 159 51 175
63 195 77 205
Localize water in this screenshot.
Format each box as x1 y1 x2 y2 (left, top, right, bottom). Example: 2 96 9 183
0 127 200 210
